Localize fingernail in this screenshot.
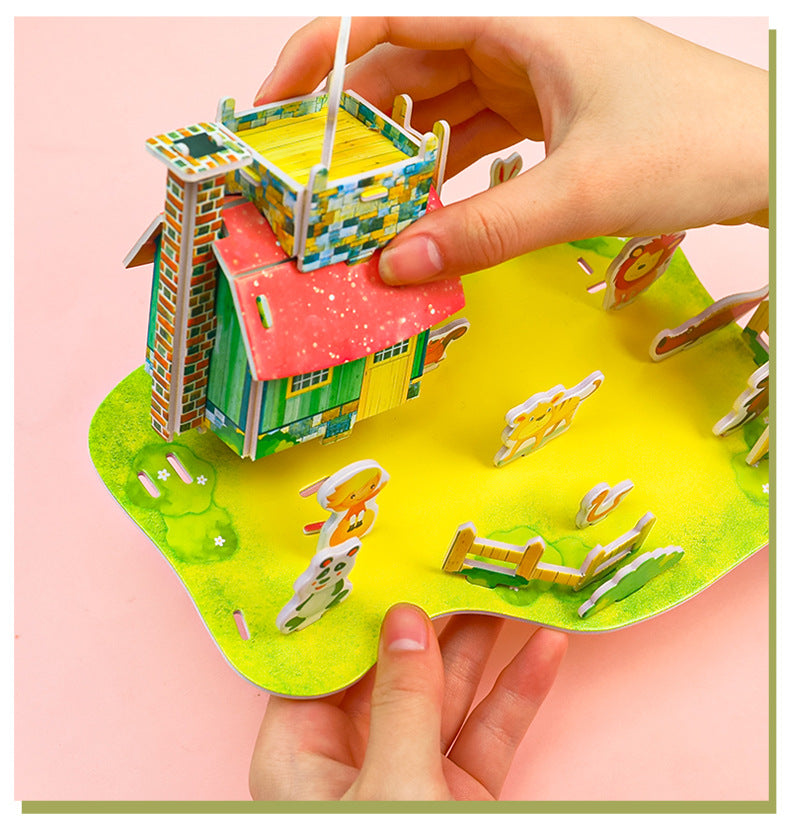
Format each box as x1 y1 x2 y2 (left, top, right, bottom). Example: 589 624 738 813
379 235 444 285
382 604 429 652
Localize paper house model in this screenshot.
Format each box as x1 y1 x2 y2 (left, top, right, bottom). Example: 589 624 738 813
124 95 466 460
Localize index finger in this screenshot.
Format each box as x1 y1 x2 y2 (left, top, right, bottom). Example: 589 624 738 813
448 626 568 798
255 16 483 104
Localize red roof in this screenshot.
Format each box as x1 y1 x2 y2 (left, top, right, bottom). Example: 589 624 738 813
213 191 465 381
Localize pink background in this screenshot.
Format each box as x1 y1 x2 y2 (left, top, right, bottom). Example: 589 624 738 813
14 17 770 803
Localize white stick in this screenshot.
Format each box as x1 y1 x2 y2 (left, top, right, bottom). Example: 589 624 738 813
320 16 352 171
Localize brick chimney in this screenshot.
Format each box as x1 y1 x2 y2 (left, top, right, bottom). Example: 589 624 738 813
144 122 251 439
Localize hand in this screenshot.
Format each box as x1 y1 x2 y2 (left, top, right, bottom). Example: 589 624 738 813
255 17 768 285
249 604 567 800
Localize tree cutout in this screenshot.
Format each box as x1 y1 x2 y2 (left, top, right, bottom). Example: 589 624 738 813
578 546 684 618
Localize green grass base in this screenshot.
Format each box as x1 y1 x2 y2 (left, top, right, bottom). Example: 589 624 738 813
89 239 769 696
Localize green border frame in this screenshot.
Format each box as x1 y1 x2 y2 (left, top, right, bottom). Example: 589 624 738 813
19 800 778 815
767 24 777 815
20 28 777 818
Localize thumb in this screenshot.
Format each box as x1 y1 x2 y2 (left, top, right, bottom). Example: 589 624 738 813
346 603 450 801
378 151 600 285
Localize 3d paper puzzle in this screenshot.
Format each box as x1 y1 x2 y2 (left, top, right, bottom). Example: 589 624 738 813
603 232 685 310
742 296 770 365
276 459 389 634
494 370 604 466
577 546 685 619
276 538 362 634
126 116 464 459
91 228 769 694
745 426 769 467
90 22 769 697
442 512 656 596
575 480 634 529
713 362 769 437
312 459 389 551
650 284 769 361
489 152 523 188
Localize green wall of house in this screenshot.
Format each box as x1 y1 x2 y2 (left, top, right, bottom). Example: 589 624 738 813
206 276 251 428
205 274 431 459
259 360 365 432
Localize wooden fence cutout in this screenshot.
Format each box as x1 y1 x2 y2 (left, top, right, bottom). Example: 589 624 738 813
442 513 656 592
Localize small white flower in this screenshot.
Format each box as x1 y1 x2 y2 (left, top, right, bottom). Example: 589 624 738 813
214 536 226 547
196 475 208 486
763 483 770 494
157 469 170 481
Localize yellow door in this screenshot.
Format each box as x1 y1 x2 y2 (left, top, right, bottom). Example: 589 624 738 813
357 338 414 420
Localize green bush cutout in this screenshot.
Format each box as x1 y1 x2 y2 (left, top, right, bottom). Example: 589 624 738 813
579 547 684 619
